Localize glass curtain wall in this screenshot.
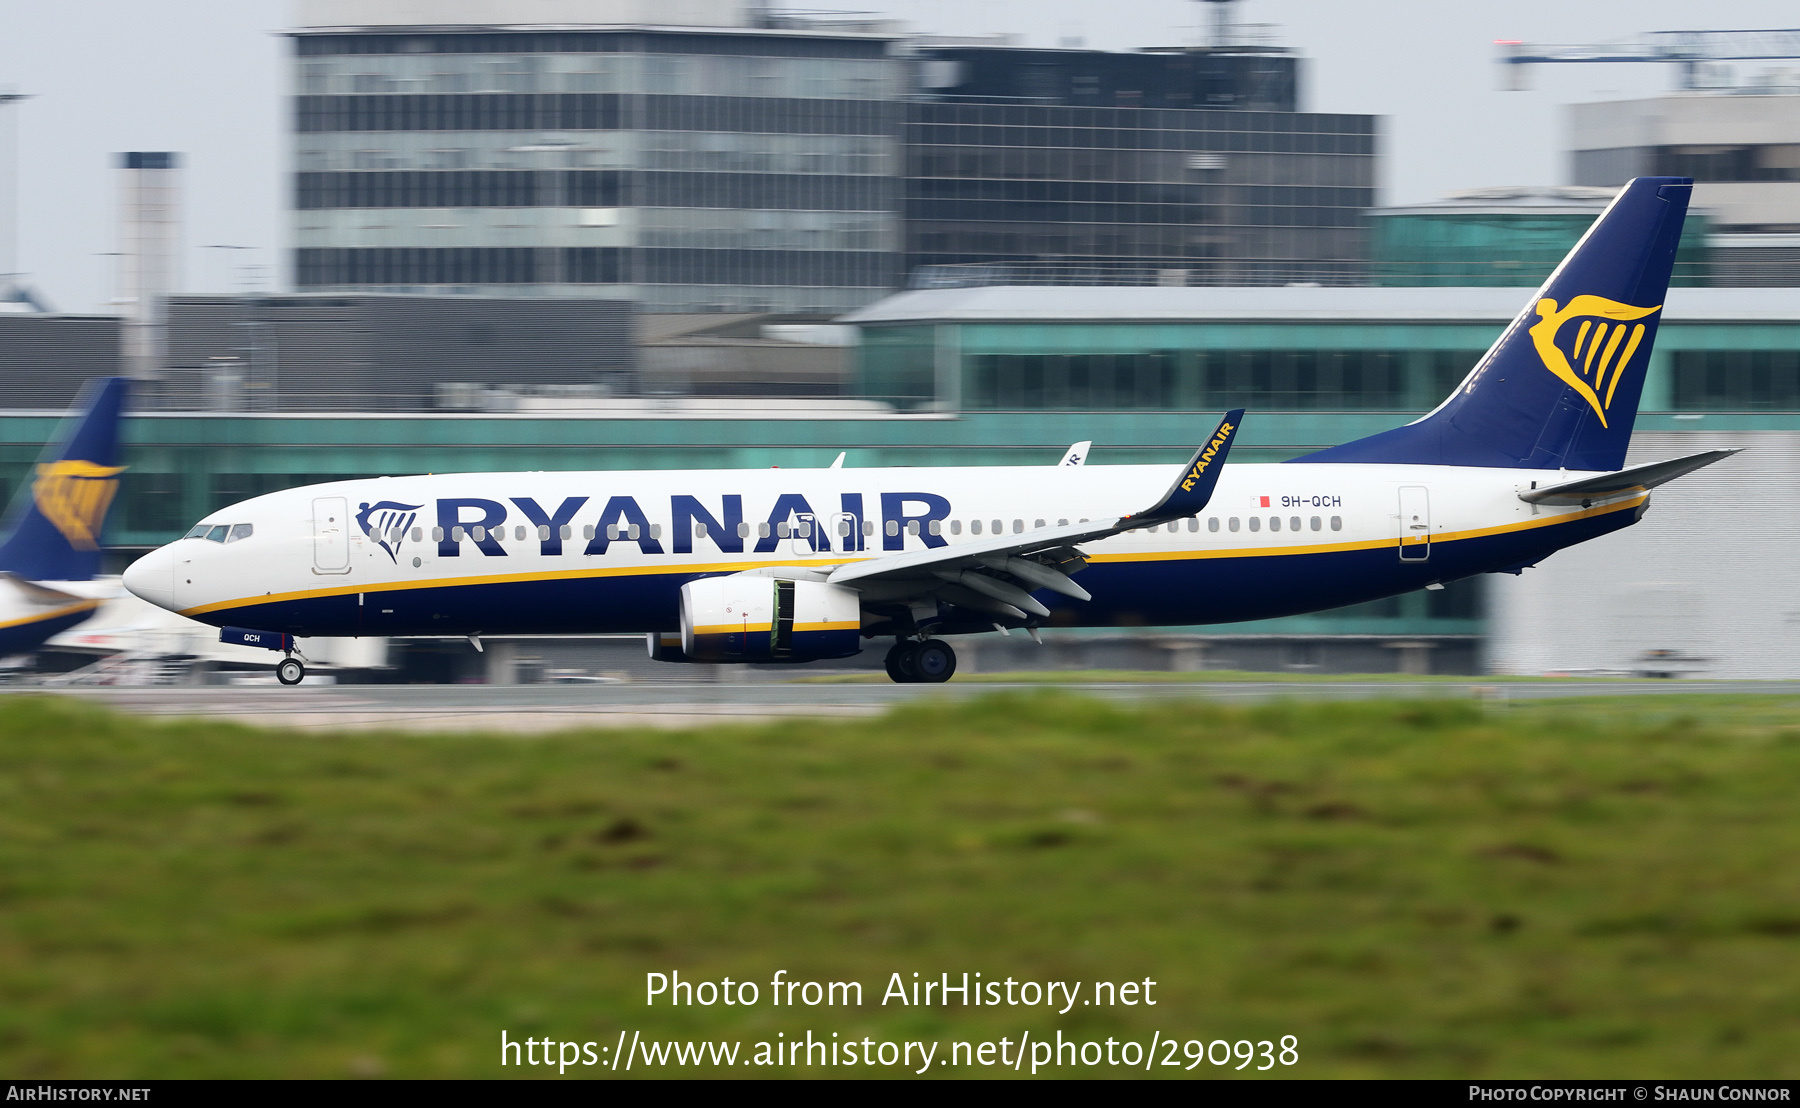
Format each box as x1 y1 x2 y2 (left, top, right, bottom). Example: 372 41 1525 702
903 102 1377 285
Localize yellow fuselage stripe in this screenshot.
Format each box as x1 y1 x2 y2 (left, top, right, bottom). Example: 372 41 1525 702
689 620 858 636
180 495 1645 620
0 599 101 631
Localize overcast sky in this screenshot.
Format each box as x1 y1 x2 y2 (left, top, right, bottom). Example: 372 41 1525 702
2 0 1797 311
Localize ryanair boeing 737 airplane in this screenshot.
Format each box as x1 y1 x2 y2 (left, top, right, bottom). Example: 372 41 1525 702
123 177 1733 684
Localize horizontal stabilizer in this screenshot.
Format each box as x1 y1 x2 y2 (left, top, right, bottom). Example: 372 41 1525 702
1518 449 1740 505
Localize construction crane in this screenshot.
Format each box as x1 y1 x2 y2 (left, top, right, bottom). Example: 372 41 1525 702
1497 29 1800 91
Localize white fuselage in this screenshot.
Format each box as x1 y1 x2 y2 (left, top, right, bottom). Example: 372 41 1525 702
121 460 1645 642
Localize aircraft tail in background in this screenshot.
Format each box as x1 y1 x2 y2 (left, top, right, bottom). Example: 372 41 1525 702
0 377 130 582
1294 176 1692 472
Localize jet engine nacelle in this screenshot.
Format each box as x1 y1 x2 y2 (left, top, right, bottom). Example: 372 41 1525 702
679 575 861 663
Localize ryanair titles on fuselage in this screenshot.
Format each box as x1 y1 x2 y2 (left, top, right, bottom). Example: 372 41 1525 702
368 490 959 562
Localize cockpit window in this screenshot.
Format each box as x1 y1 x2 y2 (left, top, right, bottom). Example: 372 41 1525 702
183 524 212 540
205 525 230 543
226 523 254 543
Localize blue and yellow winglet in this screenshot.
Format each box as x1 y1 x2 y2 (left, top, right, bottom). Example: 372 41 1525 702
1126 408 1244 527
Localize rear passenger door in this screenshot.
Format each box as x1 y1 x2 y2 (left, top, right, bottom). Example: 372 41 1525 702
1397 486 1430 562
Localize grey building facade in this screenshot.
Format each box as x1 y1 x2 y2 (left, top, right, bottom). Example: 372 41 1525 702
159 294 635 411
291 20 905 313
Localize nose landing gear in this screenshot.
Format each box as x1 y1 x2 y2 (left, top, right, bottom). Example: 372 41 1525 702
884 637 957 684
218 626 308 686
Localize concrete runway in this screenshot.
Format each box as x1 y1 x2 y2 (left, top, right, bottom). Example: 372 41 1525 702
18 678 1800 733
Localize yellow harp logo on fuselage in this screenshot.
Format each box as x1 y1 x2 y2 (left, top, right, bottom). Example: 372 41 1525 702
1527 295 1661 428
34 460 125 551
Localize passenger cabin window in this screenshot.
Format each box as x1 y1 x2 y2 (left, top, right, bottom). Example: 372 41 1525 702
1034 518 1046 529
949 519 961 535
928 520 942 536
1248 517 1260 532
885 520 899 537
1330 516 1343 531
1228 517 1239 532
1290 516 1301 532
1310 516 1322 531
1269 517 1280 532
1208 517 1220 532
991 519 1002 534
971 520 983 535
226 523 253 543
1012 519 1023 534
413 527 424 542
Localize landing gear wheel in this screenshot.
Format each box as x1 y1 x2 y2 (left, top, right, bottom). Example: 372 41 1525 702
276 658 305 686
912 639 957 683
884 640 919 683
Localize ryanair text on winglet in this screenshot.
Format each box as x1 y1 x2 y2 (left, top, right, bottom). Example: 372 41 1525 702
1179 421 1235 493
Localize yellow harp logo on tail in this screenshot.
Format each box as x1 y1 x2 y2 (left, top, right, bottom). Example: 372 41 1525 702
1527 295 1661 428
34 460 126 550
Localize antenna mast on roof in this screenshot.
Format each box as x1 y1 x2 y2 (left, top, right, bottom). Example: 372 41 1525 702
1198 0 1236 49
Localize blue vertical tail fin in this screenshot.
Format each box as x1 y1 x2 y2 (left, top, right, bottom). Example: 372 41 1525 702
0 377 130 581
1293 176 1692 471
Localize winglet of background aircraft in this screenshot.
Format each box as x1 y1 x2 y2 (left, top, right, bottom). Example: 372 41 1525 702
1058 441 1091 466
1518 448 1740 505
0 377 129 582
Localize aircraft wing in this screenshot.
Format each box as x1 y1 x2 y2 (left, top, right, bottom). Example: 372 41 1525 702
824 411 1243 621
1518 448 1740 505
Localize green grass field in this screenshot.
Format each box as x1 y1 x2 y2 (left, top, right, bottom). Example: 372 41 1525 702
4 691 1800 1078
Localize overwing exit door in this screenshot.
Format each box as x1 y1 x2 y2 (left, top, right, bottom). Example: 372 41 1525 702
1397 486 1430 561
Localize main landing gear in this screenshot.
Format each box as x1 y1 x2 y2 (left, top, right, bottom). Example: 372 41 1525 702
275 655 306 686
885 638 957 684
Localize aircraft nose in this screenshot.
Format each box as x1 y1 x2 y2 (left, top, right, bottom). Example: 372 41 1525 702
122 546 178 611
